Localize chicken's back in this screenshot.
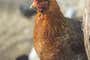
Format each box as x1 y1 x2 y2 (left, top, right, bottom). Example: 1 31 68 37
65 18 87 60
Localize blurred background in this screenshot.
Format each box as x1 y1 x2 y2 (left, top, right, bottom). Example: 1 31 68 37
0 0 85 60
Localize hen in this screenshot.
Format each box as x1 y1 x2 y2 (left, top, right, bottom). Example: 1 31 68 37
31 0 87 60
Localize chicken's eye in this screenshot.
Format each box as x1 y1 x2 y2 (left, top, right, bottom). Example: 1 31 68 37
38 0 40 2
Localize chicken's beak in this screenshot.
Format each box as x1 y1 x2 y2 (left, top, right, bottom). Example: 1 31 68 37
30 2 37 9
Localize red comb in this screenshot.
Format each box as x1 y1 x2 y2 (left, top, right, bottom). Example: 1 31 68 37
34 0 39 3
34 0 38 1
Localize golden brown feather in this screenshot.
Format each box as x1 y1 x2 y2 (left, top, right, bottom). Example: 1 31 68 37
32 0 87 60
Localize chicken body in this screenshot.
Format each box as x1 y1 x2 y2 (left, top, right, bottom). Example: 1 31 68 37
33 0 87 60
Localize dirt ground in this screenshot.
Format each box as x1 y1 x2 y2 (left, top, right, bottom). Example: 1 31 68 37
0 2 35 60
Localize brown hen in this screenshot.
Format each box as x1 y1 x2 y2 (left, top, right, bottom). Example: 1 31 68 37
31 0 87 60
